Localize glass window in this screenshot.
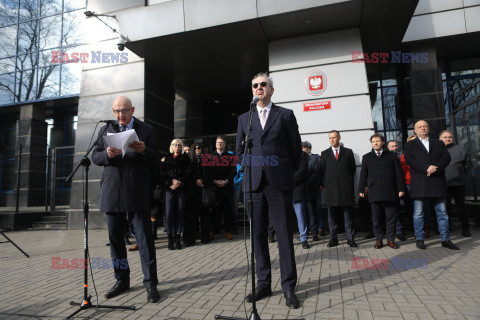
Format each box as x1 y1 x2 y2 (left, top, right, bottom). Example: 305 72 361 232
15 68 36 101
64 0 86 12
0 0 19 27
19 0 40 22
16 53 39 71
18 21 40 53
39 48 61 67
0 72 15 105
62 10 85 47
0 57 16 73
39 14 62 50
0 25 18 58
40 0 62 17
382 86 400 130
370 87 383 131
36 65 60 99
60 62 80 96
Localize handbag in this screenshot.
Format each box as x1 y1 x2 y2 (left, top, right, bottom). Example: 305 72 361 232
201 186 216 207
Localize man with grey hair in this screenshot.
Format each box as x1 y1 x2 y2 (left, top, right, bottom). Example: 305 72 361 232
236 72 302 308
439 129 472 237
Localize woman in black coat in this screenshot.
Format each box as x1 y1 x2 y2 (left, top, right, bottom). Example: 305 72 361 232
160 139 191 250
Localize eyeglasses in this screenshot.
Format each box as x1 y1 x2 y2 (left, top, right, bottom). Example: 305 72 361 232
113 108 132 115
252 82 268 89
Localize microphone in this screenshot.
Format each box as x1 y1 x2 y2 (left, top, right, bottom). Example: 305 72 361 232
250 97 259 107
99 120 116 125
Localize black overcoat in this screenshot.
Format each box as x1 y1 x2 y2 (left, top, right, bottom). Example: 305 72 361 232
404 137 451 198
358 149 405 203
293 151 309 202
320 146 356 207
92 117 159 213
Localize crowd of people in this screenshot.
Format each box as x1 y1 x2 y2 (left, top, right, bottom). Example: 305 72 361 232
92 73 472 306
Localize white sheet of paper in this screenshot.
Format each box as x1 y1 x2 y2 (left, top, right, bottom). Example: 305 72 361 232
104 129 139 157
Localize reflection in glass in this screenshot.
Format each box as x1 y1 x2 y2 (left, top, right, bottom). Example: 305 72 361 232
382 86 400 130
370 88 383 131
64 0 86 11
0 0 18 27
63 10 85 47
18 21 40 53
39 48 61 67
16 53 39 71
15 69 37 101
36 65 60 99
0 25 18 58
39 14 62 50
19 0 40 22
0 72 15 105
40 0 62 17
60 62 81 96
0 57 16 73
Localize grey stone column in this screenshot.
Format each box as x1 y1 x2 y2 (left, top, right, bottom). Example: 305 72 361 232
15 103 47 207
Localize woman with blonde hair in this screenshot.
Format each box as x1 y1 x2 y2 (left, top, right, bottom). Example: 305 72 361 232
160 139 191 249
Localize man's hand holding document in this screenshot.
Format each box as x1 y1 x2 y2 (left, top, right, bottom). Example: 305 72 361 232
104 129 142 157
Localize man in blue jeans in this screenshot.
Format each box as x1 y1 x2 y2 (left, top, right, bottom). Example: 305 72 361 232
404 120 459 250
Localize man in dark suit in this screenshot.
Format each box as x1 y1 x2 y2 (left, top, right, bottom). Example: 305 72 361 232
92 96 160 302
359 133 405 249
320 130 357 248
236 72 302 309
404 120 459 250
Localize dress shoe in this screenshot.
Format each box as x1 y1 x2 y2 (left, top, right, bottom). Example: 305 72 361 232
327 238 338 247
396 234 407 241
416 240 426 249
284 291 300 309
225 232 234 240
175 234 182 249
128 244 139 251
374 240 383 249
301 241 310 249
268 233 276 243
104 282 130 299
347 239 358 248
387 241 399 249
441 240 459 250
146 286 160 303
167 234 174 250
365 232 375 239
318 230 326 237
245 286 272 303
462 229 471 237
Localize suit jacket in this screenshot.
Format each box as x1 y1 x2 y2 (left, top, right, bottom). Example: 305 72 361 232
404 137 451 198
92 117 159 213
305 153 323 201
236 103 302 191
210 150 237 197
358 149 405 203
320 146 356 207
293 151 309 202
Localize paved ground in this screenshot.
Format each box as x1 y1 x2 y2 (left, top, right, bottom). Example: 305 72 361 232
1 227 479 320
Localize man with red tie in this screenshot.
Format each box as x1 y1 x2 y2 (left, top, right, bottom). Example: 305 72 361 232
320 130 357 248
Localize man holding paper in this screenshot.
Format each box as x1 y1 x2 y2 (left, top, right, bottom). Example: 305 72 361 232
92 96 160 303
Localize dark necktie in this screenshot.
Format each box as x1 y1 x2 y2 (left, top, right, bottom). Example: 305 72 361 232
377 151 381 157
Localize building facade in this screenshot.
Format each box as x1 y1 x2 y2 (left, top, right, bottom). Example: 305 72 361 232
0 0 479 229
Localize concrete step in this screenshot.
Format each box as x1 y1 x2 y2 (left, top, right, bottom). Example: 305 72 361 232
30 221 67 230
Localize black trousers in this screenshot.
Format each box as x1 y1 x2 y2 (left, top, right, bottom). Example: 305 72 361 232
328 206 354 241
371 202 396 242
107 212 158 287
250 175 297 292
447 185 469 230
214 193 234 233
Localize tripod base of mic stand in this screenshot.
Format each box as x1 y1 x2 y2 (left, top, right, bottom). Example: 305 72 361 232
215 310 261 320
65 295 136 319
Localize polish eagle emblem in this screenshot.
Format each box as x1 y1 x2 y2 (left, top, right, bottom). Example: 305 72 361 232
310 76 322 89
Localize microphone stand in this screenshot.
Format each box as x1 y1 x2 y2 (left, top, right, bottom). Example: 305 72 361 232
64 122 136 319
215 100 259 320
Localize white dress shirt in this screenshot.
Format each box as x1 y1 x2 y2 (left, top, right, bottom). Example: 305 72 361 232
419 137 429 152
256 102 272 129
